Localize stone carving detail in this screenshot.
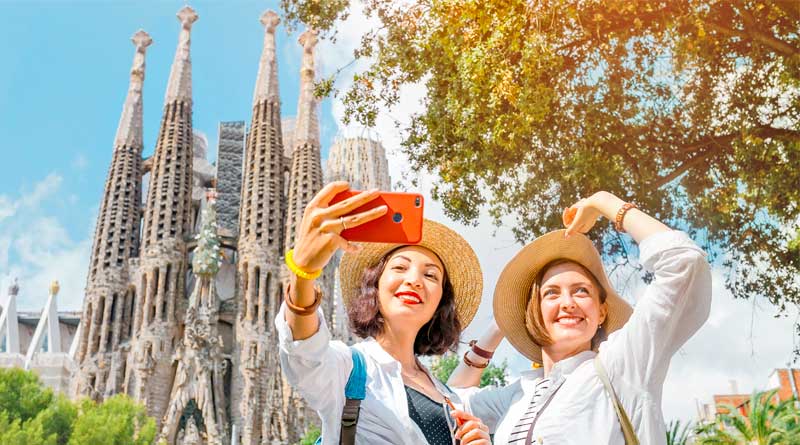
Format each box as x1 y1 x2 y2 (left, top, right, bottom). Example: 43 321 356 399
159 200 228 445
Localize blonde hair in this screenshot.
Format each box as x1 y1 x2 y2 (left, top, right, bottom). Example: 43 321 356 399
524 259 608 348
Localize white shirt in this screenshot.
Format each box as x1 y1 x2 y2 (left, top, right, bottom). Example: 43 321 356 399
275 306 461 445
458 230 712 445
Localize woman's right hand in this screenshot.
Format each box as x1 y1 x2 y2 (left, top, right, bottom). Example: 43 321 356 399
292 181 388 272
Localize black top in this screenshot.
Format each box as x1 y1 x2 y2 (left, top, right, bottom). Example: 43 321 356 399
405 386 454 445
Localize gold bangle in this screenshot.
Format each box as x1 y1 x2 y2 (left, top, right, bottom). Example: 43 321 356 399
285 249 322 280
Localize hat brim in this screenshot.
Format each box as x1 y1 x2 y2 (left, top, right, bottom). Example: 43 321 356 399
339 220 483 329
493 230 632 364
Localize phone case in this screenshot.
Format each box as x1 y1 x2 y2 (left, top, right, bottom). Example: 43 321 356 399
329 190 424 244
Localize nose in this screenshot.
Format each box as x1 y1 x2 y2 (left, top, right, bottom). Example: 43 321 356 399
403 269 424 289
560 293 577 311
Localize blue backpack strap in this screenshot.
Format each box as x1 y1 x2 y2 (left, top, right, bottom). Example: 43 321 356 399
339 347 366 445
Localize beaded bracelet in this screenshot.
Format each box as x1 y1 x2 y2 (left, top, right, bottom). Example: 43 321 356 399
614 203 637 233
284 249 322 280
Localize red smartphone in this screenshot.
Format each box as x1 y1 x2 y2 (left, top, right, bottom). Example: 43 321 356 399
329 190 424 244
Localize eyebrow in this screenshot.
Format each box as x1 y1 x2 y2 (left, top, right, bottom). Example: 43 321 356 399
541 282 595 289
391 255 443 272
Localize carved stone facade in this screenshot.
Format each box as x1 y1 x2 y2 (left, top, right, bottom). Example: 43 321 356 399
234 11 290 445
0 6 391 445
325 137 392 191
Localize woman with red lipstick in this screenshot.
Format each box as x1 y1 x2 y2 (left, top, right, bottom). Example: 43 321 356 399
275 181 492 445
448 191 712 445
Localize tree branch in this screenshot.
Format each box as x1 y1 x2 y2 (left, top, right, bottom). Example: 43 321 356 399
653 149 716 189
703 18 800 57
653 126 800 188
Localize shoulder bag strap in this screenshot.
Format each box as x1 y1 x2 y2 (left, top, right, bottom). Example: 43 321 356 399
339 347 367 445
593 356 640 445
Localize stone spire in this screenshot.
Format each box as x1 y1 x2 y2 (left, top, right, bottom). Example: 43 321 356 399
114 30 152 148
164 6 198 105
0 279 21 354
233 10 288 445
158 199 229 444
74 31 150 400
252 10 280 106
131 6 198 428
293 30 320 147
284 29 323 252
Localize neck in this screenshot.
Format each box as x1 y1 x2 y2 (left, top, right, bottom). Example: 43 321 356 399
376 322 420 371
541 341 591 375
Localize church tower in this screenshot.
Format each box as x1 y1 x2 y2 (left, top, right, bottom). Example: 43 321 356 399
129 6 198 427
73 30 151 400
232 10 288 445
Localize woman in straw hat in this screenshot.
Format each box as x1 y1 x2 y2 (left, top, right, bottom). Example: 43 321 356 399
447 191 712 445
275 182 492 445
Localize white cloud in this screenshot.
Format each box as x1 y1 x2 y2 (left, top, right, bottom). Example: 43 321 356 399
321 3 799 429
20 173 62 209
0 173 90 313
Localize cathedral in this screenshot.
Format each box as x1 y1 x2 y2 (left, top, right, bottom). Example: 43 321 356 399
0 6 390 445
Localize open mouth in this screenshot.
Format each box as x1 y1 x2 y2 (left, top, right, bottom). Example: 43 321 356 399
396 291 423 305
555 316 585 327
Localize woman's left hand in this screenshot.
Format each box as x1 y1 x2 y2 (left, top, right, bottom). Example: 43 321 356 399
451 410 491 444
563 191 623 237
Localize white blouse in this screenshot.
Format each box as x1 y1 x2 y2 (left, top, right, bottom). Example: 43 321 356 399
458 230 712 445
275 305 461 445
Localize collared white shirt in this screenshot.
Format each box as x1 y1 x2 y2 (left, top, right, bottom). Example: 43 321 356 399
276 306 461 445
458 231 712 445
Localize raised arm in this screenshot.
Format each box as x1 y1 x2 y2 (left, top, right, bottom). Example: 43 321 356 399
565 191 711 387
286 181 386 340
448 319 504 388
562 191 670 243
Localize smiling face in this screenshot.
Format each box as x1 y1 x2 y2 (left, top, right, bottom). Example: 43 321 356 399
534 261 608 357
376 245 446 332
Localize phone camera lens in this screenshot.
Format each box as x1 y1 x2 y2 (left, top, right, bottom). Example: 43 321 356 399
414 197 421 207
392 212 403 223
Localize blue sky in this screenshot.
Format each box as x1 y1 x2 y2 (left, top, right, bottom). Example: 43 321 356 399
0 0 340 309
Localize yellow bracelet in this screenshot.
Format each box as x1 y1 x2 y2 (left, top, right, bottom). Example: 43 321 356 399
285 249 322 280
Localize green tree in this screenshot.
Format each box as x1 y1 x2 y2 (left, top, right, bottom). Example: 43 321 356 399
0 369 75 445
694 390 800 445
431 353 508 388
666 419 692 445
281 0 800 318
68 395 157 445
0 368 54 423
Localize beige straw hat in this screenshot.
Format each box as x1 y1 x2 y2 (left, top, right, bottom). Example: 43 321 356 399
494 229 633 364
339 219 483 329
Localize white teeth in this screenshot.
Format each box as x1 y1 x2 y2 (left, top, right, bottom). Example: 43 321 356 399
400 295 422 304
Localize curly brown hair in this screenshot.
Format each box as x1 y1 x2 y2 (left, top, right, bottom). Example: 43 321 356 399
347 248 462 356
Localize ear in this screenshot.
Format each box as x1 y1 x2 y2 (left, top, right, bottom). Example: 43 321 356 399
598 301 608 325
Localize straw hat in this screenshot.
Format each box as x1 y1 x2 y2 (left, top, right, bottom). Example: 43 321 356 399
493 229 633 364
339 220 483 329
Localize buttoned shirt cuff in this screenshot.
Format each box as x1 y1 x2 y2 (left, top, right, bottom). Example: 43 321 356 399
275 302 332 360
638 230 706 271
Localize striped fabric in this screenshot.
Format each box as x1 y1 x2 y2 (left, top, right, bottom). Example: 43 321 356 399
507 377 554 443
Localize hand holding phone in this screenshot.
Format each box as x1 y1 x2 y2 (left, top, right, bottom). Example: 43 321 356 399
330 190 424 244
